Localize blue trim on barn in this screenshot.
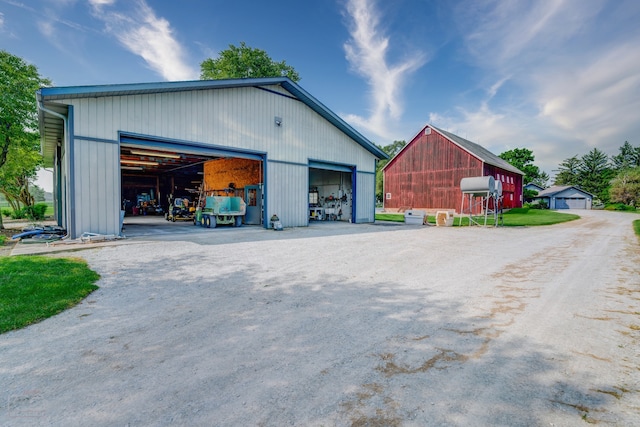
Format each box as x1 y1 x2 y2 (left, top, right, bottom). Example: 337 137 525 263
75 135 119 144
68 106 76 239
308 160 355 173
267 159 308 168
119 132 266 161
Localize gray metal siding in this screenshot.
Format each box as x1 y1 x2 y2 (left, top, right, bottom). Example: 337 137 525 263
72 138 121 236
49 85 379 232
60 86 376 173
355 171 376 223
266 161 308 227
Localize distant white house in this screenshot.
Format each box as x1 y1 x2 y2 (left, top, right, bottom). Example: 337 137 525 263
525 184 593 210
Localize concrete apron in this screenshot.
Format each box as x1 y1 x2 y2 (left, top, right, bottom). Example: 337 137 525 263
9 215 395 256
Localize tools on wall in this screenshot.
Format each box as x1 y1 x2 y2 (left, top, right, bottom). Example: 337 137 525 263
308 186 352 221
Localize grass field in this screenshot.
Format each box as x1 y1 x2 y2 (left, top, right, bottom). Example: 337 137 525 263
0 256 100 334
375 209 580 227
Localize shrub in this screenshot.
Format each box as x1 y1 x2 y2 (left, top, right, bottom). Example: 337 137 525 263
9 208 26 219
1 209 11 218
604 203 636 211
24 203 48 220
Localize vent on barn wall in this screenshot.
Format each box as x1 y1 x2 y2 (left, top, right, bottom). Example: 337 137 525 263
386 193 392 200
425 127 431 135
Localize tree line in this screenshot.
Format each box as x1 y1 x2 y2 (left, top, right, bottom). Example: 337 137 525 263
553 143 640 205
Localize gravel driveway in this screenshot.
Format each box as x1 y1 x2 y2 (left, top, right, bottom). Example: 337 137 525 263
1 210 639 426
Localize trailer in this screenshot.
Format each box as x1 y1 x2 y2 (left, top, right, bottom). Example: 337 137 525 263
200 196 246 228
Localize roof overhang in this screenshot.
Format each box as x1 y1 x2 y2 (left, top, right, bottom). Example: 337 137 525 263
37 94 68 168
36 77 388 162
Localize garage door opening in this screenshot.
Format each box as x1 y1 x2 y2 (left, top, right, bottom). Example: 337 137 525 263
308 166 353 223
555 197 587 209
120 138 265 230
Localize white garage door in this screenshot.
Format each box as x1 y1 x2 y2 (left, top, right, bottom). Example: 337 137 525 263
556 198 587 209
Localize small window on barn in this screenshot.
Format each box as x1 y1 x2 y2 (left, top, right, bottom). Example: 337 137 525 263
386 193 392 200
510 176 514 184
496 173 501 181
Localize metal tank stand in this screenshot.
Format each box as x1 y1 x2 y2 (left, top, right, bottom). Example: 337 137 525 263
458 176 500 227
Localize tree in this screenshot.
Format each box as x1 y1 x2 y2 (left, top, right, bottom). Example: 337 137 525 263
200 42 300 82
498 148 546 185
375 140 406 202
31 184 45 203
0 143 41 211
578 148 613 202
0 50 50 229
611 141 640 171
609 167 640 207
554 155 582 186
530 171 550 188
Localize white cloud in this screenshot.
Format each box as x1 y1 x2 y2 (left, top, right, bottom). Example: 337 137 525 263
37 19 55 37
432 0 640 177
90 0 197 81
0 12 4 30
342 0 426 141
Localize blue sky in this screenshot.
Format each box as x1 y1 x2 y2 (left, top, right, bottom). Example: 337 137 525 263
2 0 639 190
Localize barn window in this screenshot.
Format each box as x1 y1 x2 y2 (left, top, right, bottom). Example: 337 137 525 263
386 192 392 200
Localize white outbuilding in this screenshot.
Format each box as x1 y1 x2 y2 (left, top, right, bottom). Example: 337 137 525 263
37 77 387 238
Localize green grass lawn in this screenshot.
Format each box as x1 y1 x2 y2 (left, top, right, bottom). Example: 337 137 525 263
45 202 54 217
501 208 580 226
0 256 100 334
376 208 580 227
634 219 640 239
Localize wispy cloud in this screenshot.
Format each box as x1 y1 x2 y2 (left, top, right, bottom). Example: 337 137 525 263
433 0 640 175
89 0 197 81
342 0 426 141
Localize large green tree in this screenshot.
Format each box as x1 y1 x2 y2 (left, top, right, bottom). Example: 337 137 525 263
0 50 50 229
578 148 613 202
0 144 41 211
200 42 300 82
498 148 548 186
375 140 406 202
554 155 582 186
609 167 640 207
611 141 640 171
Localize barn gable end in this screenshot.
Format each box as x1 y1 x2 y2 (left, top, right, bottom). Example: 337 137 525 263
383 124 524 213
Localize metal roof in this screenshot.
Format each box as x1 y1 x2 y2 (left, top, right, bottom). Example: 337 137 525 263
430 126 524 175
37 77 388 167
535 185 594 198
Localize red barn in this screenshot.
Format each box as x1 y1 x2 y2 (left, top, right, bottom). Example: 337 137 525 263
383 125 524 213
